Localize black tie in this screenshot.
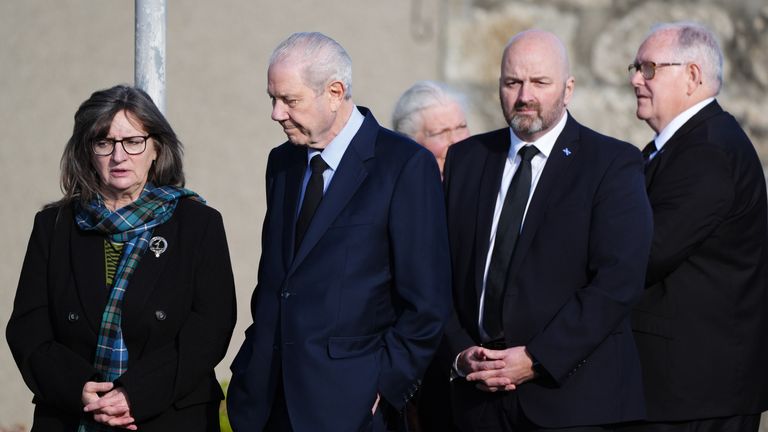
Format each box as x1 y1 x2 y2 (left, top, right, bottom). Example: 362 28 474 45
642 140 657 164
295 154 328 252
483 145 539 340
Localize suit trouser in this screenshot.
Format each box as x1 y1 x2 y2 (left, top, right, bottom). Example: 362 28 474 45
263 359 389 432
616 415 761 432
450 379 626 432
264 366 293 432
413 339 460 432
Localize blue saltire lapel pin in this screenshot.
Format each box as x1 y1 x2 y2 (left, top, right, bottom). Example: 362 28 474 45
563 148 572 156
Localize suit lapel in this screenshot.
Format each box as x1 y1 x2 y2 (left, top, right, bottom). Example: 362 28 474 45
72 207 179 332
645 100 722 191
508 116 580 274
473 130 509 299
71 224 109 333
666 100 721 144
644 150 662 189
282 146 307 267
289 108 376 272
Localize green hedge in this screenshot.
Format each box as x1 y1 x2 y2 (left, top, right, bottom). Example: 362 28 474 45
220 380 232 432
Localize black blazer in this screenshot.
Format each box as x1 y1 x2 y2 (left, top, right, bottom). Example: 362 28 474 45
443 114 653 428
6 198 236 431
633 100 768 421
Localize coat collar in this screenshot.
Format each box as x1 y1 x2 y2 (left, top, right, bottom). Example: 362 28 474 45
71 219 107 332
471 116 581 297
508 114 581 274
644 100 722 189
71 206 178 333
473 128 510 298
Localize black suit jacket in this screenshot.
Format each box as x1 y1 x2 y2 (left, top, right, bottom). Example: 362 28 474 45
6 198 236 431
227 107 451 432
444 114 653 428
633 100 768 421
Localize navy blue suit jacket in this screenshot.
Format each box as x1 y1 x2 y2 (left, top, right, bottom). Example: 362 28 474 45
443 114 653 428
227 107 451 431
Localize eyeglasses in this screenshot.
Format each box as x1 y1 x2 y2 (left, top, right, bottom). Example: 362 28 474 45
92 135 150 156
628 61 684 80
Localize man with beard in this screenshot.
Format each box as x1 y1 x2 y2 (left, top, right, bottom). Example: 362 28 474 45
443 29 653 431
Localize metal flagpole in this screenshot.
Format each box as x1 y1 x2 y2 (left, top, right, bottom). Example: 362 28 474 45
135 0 166 113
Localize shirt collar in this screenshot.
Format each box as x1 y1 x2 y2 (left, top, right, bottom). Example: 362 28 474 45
508 110 569 161
654 97 715 151
307 105 365 170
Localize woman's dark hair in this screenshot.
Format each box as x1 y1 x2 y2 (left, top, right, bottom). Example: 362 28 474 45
54 84 185 206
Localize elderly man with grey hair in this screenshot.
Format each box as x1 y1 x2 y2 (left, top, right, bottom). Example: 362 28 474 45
227 32 451 432
393 80 470 176
624 21 768 432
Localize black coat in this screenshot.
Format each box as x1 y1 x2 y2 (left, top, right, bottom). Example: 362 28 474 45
6 198 236 431
633 100 768 421
443 114 653 428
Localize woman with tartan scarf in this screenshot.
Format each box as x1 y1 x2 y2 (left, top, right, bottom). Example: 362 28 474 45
7 85 237 431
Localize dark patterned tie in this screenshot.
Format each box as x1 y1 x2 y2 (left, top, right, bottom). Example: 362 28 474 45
642 140 657 164
295 155 328 252
482 145 539 340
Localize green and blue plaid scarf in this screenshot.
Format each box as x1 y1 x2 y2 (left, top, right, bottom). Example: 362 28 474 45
76 184 202 431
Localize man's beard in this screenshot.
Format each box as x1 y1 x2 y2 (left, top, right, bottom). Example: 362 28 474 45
510 111 544 136
508 99 564 137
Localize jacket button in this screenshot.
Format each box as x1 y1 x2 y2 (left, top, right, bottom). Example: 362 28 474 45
67 312 79 322
155 310 167 321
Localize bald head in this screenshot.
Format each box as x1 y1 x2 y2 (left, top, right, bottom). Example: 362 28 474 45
499 29 574 142
502 30 571 81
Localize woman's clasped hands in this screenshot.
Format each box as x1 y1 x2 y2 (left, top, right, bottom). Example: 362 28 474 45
82 381 138 430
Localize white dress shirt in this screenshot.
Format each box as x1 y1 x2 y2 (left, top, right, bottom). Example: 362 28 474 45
297 106 365 212
477 112 569 341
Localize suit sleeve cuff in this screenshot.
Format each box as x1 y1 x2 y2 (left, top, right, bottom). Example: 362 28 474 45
451 353 466 380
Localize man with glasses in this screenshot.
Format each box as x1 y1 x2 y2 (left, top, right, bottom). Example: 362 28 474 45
626 21 768 432
226 32 450 432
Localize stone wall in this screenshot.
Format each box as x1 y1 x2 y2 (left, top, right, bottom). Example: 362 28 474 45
440 2 768 430
441 0 768 175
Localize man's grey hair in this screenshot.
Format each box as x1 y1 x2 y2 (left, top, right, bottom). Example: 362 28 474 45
269 32 353 100
649 21 724 94
392 80 468 138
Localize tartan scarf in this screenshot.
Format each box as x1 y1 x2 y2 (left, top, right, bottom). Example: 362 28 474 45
75 184 202 431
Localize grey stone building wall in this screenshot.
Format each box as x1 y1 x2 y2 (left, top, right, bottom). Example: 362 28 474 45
442 0 768 174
